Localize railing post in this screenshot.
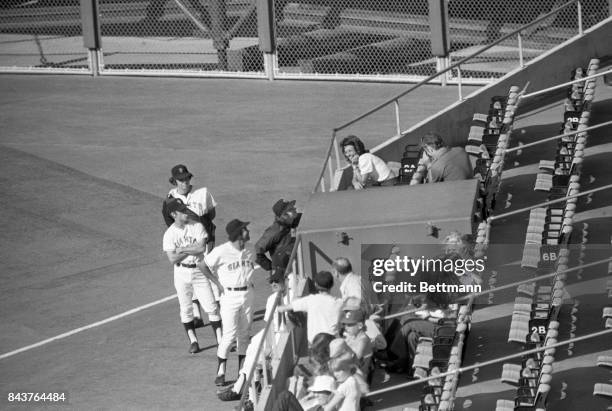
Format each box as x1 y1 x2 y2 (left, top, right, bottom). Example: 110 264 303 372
457 65 463 100
333 132 341 171
577 0 583 34
517 32 524 67
394 100 401 137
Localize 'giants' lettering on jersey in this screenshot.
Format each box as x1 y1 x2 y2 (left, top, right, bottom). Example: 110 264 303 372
227 260 255 271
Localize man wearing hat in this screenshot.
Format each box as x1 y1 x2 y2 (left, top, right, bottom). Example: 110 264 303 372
162 164 219 329
254 198 302 275
162 164 217 251
217 268 291 401
200 219 257 387
162 198 221 354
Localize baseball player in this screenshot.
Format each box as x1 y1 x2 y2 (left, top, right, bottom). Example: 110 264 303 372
162 164 221 337
162 198 222 353
199 219 257 386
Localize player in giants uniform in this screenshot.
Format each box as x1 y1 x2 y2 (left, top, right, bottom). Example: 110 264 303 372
200 219 257 386
162 164 221 341
162 198 222 354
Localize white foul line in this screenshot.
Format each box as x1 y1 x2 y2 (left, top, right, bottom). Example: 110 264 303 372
0 294 177 361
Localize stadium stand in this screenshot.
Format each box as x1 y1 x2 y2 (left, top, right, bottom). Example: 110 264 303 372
240 12 612 410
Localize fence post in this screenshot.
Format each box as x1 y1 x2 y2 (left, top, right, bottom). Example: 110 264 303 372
517 32 524 67
577 0 583 35
80 0 102 76
257 0 277 80
394 100 401 137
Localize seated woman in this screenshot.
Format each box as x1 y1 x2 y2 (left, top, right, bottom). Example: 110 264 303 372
340 135 397 189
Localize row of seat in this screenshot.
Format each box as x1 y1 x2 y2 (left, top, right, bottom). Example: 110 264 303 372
593 258 612 398
403 304 472 411
521 58 601 269
495 58 602 410
417 86 525 410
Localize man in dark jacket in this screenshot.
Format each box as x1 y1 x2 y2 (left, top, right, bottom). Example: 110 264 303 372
254 199 302 274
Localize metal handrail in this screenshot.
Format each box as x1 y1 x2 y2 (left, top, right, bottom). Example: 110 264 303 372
382 257 612 321
504 120 612 153
238 234 304 411
313 0 584 193
488 183 612 222
520 68 612 100
364 327 612 397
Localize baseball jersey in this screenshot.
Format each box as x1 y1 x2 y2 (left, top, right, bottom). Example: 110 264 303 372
203 241 255 288
291 293 342 343
169 186 217 217
162 222 207 265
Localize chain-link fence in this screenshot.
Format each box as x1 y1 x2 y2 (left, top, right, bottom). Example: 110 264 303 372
447 0 610 81
1 1 609 79
0 0 91 72
98 0 265 75
274 0 610 81
273 0 433 78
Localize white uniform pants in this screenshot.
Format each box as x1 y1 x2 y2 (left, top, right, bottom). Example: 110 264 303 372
174 267 221 323
217 289 253 358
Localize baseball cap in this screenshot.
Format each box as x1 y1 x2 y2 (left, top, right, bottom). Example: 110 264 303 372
226 219 249 241
340 309 365 324
166 198 189 214
314 271 333 290
308 375 336 393
273 199 296 217
171 164 193 181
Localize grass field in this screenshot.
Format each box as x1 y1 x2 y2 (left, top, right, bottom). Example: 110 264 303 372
0 74 478 410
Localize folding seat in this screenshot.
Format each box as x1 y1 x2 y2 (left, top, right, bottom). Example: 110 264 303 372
593 383 612 397
495 399 515 411
514 382 550 410
597 355 612 368
501 363 524 384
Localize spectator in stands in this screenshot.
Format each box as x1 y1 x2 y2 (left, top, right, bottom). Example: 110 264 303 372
277 271 343 344
420 133 473 183
325 356 369 411
341 309 374 378
340 135 397 189
443 231 483 287
217 268 290 402
255 199 302 274
342 297 387 354
383 274 458 375
332 257 362 301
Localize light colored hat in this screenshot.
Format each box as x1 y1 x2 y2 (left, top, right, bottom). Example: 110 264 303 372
308 375 336 393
